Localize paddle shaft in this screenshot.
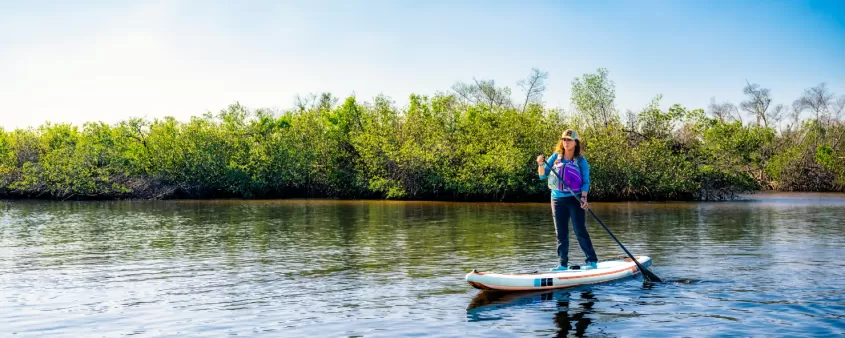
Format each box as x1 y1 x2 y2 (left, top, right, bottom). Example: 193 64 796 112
542 160 662 283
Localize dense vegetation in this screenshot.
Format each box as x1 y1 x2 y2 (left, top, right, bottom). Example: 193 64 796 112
1 69 843 201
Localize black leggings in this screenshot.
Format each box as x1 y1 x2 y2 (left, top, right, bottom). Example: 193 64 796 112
552 196 598 265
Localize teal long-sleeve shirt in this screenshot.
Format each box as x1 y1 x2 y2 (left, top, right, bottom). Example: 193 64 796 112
538 153 590 198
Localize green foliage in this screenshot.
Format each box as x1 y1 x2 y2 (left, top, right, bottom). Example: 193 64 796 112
815 144 836 169
763 121 844 191
1 71 843 201
815 144 845 187
701 120 775 171
571 68 618 127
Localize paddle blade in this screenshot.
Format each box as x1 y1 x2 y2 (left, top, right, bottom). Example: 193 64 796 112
641 267 662 283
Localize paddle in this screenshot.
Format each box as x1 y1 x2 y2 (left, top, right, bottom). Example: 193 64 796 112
542 160 662 283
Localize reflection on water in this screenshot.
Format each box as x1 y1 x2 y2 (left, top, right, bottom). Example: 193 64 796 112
468 289 596 337
1 193 844 337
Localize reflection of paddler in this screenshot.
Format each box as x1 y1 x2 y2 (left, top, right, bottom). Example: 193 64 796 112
466 289 597 336
553 290 595 337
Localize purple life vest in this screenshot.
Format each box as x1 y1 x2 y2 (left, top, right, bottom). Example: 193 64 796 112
556 159 582 193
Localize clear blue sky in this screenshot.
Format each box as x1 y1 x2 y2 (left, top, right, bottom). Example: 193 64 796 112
1 0 843 129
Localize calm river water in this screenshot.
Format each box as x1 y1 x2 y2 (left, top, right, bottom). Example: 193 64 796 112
2 193 844 337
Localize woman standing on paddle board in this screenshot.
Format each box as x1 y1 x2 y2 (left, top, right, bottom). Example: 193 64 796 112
536 129 598 271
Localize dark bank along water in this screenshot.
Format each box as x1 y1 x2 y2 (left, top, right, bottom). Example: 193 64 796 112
1 193 844 337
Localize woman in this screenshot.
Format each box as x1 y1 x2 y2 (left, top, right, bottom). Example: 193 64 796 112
536 129 598 271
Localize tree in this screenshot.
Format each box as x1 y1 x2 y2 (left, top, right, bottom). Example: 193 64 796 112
708 98 740 123
794 83 834 126
635 95 689 140
452 78 512 108
571 68 617 127
833 95 845 122
624 109 637 133
517 68 549 113
740 81 772 127
293 92 339 112
293 93 317 112
769 104 788 131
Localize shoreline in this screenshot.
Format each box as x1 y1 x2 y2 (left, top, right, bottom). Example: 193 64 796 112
4 190 845 205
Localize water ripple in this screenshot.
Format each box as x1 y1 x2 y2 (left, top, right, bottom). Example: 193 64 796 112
1 196 844 336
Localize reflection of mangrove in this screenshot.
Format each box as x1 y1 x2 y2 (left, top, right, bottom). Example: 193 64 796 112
467 289 596 337
2 199 794 274
595 202 774 259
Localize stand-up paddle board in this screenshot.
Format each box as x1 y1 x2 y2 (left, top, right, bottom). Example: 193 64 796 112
466 256 652 291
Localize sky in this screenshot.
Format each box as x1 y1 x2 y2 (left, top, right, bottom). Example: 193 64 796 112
1 0 844 129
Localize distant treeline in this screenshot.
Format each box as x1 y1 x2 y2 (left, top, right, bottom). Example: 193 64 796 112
1 68 843 201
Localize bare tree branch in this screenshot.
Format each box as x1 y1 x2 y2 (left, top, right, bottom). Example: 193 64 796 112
770 104 787 131
833 95 845 122
795 82 834 126
708 98 739 123
518 68 549 113
452 77 513 108
740 81 772 127
451 82 478 105
294 93 318 111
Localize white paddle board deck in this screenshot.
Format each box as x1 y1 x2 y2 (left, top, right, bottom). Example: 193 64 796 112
466 256 652 291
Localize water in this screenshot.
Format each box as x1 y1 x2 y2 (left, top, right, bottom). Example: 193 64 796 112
1 193 844 337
